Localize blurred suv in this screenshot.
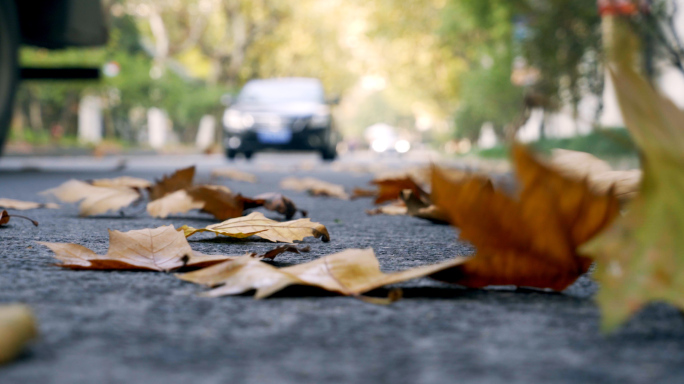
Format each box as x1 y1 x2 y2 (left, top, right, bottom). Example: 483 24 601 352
222 77 340 160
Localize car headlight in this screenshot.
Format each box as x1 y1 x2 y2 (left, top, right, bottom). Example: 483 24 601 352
310 113 330 128
223 109 254 132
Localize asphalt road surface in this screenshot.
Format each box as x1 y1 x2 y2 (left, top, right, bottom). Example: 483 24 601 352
1 152 683 384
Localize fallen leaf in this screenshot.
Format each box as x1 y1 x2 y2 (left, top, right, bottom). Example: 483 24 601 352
39 225 239 271
0 304 38 365
351 187 377 199
178 248 467 298
211 168 258 183
366 203 407 216
280 177 349 199
371 176 427 205
400 190 449 224
182 211 330 243
244 192 307 220
0 198 58 210
186 185 244 220
583 16 684 330
430 145 620 291
89 176 152 189
0 210 38 227
549 149 641 201
41 180 142 216
149 166 195 201
146 189 204 219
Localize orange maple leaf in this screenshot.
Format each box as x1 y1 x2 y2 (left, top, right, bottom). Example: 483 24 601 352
431 145 620 291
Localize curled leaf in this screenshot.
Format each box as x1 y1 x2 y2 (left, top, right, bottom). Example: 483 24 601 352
182 212 330 243
178 248 467 298
371 176 427 205
149 166 195 201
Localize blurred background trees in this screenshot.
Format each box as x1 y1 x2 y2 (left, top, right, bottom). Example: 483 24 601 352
9 0 683 155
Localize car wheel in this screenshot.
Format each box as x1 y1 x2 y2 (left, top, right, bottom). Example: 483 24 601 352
227 149 238 160
0 0 19 157
320 147 337 161
243 151 254 160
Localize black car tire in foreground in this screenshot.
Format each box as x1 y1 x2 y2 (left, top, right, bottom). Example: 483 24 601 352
0 0 19 157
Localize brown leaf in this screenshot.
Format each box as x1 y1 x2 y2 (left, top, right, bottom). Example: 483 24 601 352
371 176 427 205
149 166 195 201
549 149 641 201
280 177 349 199
41 180 141 216
0 304 38 365
89 176 152 189
430 145 620 291
187 185 244 221
400 190 450 224
244 192 306 220
182 211 330 243
146 190 204 219
177 248 467 298
38 225 238 271
365 203 408 216
0 210 9 226
351 187 377 199
0 198 59 210
211 168 257 183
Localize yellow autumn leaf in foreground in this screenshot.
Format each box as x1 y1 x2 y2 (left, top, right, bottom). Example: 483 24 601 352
182 212 330 243
0 304 38 365
178 248 467 298
583 16 684 330
41 179 141 216
39 225 241 271
0 198 59 210
431 145 620 291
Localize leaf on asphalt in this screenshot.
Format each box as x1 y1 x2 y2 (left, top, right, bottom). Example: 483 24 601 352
211 168 258 183
0 210 39 227
583 22 684 329
244 192 307 220
146 189 204 219
149 166 195 201
430 145 620 291
41 180 142 216
400 190 449 224
280 177 349 199
371 175 427 205
89 176 152 189
38 225 239 271
177 248 467 299
186 185 244 220
350 187 378 199
0 304 38 365
366 202 407 216
182 211 330 243
0 198 59 210
549 149 641 201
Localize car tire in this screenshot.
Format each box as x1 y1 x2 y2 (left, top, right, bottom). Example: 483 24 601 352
0 0 19 157
227 149 238 160
243 151 254 160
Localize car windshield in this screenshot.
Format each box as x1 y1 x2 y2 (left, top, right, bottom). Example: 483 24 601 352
237 79 324 104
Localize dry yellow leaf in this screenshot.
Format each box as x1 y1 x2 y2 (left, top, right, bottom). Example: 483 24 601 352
182 211 330 243
41 180 141 216
211 168 258 183
146 190 204 219
280 177 349 199
550 149 641 201
39 225 240 271
0 304 38 365
178 248 467 298
89 176 152 189
0 198 59 210
366 203 408 216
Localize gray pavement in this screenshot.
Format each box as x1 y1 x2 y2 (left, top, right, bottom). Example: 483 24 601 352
0 152 683 384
